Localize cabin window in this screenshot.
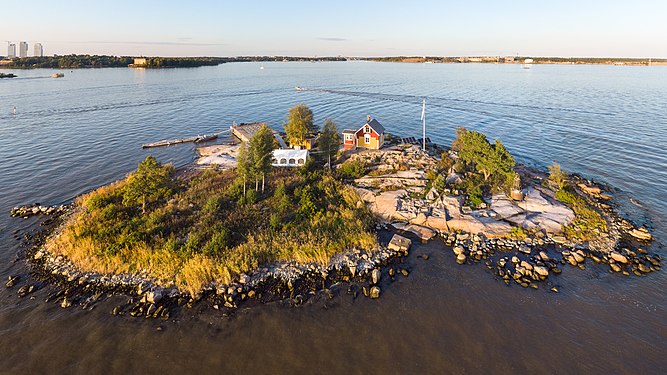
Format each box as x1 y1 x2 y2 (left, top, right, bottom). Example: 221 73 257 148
364 126 370 133
280 158 287 164
289 158 296 164
364 134 371 144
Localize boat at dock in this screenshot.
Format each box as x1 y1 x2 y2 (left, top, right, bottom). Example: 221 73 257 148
142 133 219 149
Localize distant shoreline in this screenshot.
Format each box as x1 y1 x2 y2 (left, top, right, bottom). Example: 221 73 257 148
1 54 664 69
359 56 667 66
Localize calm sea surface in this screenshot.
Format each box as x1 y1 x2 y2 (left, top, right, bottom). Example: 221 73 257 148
0 62 665 374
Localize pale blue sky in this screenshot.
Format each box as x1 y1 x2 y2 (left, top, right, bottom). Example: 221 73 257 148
2 0 665 57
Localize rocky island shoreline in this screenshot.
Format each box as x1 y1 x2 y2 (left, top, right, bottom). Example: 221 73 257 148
7 121 661 320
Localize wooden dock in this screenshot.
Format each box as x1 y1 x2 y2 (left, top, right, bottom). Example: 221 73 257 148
142 132 226 149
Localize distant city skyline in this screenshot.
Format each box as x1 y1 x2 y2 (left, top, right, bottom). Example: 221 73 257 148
4 41 43 58
1 0 666 58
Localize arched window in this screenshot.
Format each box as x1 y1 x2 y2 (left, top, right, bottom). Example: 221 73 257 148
289 158 296 164
297 158 305 165
272 158 278 164
280 158 287 164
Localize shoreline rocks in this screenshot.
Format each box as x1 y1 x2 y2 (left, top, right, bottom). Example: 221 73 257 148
18 215 414 317
10 204 70 218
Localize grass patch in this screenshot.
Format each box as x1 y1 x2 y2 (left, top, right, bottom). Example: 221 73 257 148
555 188 607 241
46 158 378 296
508 226 528 240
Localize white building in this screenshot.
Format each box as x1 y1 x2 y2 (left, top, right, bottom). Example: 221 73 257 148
272 149 309 167
19 42 28 58
7 43 16 58
34 43 43 57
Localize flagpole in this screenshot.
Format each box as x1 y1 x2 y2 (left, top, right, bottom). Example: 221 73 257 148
421 98 426 151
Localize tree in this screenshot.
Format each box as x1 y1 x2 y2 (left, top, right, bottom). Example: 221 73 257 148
284 104 316 147
236 142 252 196
122 156 174 213
250 123 278 192
453 127 515 191
318 118 341 167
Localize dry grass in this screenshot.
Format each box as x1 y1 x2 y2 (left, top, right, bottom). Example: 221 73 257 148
45 162 378 296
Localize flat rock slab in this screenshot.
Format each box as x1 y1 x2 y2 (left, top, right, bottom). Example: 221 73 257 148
356 188 407 222
490 194 524 219
391 223 436 241
446 215 512 238
355 170 428 190
490 189 574 233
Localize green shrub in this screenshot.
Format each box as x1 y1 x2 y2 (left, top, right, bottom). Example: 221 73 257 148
337 159 368 179
548 162 568 190
508 226 527 240
269 213 282 230
245 189 257 205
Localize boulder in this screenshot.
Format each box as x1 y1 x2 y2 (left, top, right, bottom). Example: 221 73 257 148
510 189 524 201
371 269 381 285
638 263 651 273
456 253 467 264
61 297 72 309
445 173 462 185
387 234 412 253
441 195 464 219
425 187 439 201
5 275 19 288
578 183 601 195
539 251 550 262
610 251 628 264
145 289 163 304
369 286 381 299
552 236 567 244
534 265 549 277
629 228 652 241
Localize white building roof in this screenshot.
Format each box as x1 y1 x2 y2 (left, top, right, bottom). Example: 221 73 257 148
272 149 309 167
273 149 308 159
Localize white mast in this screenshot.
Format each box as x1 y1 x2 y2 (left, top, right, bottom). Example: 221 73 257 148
421 98 426 151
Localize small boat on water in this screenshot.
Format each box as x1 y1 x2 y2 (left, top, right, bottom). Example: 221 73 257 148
522 59 533 69
295 86 305 91
51 73 65 78
194 134 218 143
142 133 218 148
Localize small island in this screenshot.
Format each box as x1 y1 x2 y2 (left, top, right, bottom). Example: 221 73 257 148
12 104 660 317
